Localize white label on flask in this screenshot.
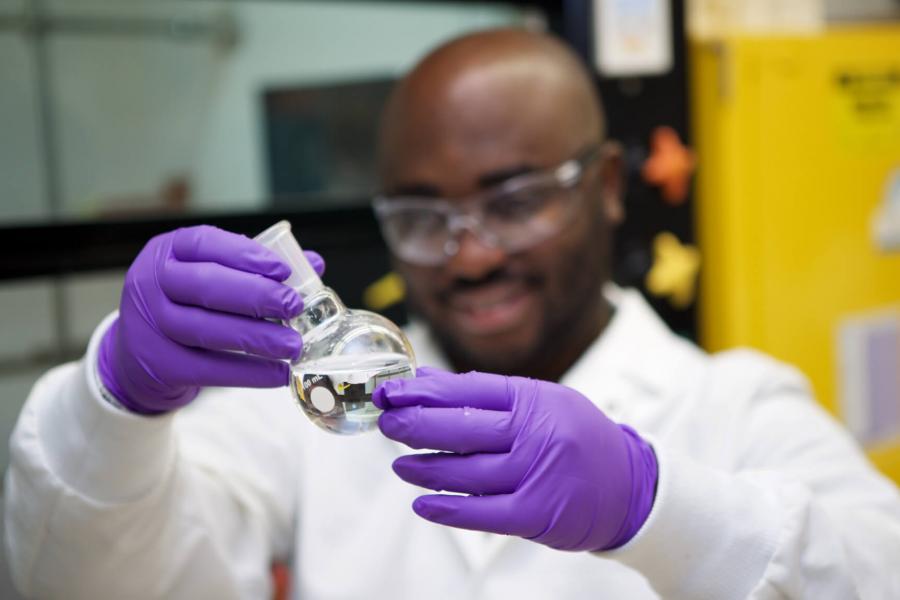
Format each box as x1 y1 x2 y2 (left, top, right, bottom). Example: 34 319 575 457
310 386 336 413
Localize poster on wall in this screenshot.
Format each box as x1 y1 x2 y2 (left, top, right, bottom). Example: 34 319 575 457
593 0 673 77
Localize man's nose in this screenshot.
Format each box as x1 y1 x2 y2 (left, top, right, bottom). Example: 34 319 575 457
445 229 508 280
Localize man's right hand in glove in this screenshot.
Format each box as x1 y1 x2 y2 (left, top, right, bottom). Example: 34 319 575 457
98 225 324 415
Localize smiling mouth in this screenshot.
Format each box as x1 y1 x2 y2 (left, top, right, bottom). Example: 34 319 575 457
446 281 534 335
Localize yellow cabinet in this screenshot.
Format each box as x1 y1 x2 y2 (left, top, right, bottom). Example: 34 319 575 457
690 25 900 480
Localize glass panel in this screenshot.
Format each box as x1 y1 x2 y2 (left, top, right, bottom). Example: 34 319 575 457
0 0 47 223
0 0 531 225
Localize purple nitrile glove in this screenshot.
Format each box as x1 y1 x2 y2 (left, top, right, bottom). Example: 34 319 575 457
98 225 325 415
373 368 658 552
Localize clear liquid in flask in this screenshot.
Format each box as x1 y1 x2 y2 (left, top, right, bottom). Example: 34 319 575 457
290 352 413 435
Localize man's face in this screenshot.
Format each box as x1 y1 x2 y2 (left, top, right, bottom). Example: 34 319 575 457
380 62 620 373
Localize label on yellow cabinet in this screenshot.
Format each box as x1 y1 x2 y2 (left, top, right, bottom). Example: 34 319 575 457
832 65 900 153
838 308 900 446
873 169 900 253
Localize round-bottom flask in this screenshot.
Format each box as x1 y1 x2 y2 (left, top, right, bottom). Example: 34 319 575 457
289 288 415 434
255 221 416 435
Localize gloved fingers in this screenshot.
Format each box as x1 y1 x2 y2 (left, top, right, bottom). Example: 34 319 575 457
378 406 515 453
171 225 291 281
156 343 290 388
156 302 302 360
412 494 525 537
304 250 326 276
160 260 302 320
393 452 521 495
373 370 511 411
415 366 452 378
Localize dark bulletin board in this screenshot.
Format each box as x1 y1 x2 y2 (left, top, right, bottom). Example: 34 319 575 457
562 0 696 339
263 77 395 203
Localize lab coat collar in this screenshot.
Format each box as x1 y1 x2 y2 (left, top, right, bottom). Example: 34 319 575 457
405 284 687 407
560 285 695 417
398 285 691 572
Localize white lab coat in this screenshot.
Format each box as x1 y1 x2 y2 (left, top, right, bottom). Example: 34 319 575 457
5 287 900 599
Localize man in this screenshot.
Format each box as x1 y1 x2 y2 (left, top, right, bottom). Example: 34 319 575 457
5 29 900 599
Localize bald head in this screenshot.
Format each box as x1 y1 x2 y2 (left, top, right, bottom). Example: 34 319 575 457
378 29 605 190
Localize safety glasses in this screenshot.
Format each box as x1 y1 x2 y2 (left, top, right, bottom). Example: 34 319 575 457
373 144 604 266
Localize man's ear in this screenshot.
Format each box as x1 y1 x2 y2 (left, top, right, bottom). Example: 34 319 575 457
598 140 625 225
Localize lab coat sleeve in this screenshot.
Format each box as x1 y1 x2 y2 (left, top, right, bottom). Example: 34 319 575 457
4 314 302 599
603 351 900 599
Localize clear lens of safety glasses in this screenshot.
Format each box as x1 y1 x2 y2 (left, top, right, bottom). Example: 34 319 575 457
373 145 601 266
374 181 584 267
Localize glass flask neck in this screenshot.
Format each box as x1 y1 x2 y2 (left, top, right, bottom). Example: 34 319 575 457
290 287 348 343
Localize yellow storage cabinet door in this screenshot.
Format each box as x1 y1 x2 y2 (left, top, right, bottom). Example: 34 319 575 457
691 26 900 479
